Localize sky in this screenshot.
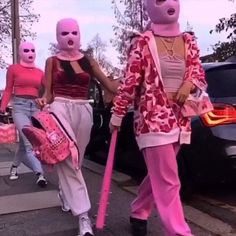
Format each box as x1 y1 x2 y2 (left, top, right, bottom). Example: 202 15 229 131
0 0 235 89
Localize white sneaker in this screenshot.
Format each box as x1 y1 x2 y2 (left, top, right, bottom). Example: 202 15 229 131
78 215 94 236
36 174 47 187
58 192 70 212
9 166 19 180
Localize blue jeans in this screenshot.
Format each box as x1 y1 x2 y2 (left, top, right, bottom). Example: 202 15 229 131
12 96 43 174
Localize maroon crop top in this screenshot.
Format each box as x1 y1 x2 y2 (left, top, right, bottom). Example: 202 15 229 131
51 57 91 98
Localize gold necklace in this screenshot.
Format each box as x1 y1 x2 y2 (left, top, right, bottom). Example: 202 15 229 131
159 37 177 56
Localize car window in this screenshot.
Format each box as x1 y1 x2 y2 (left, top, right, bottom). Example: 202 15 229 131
206 67 236 98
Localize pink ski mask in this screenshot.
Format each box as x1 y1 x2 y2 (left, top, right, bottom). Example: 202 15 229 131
144 0 181 37
18 42 36 68
56 18 83 61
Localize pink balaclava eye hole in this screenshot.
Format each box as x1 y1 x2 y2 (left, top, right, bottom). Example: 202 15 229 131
18 42 36 64
144 0 181 36
56 18 80 51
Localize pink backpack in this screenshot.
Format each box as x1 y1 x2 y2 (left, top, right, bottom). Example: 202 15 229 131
22 111 79 167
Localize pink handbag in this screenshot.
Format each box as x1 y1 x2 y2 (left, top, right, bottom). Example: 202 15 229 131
181 91 213 117
0 123 17 143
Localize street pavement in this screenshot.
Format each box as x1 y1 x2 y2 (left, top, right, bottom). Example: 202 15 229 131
0 143 233 236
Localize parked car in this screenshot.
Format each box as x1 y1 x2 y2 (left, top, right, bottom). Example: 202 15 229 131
178 62 236 196
85 62 236 197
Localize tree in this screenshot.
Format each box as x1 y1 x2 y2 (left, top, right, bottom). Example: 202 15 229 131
87 33 120 76
111 0 149 65
185 21 195 35
210 1 236 61
212 40 236 62
87 34 107 62
48 42 58 56
0 0 39 68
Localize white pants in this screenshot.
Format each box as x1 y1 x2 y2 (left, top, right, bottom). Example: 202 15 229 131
49 97 93 216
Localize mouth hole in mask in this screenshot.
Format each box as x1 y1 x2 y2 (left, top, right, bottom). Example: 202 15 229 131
167 8 175 15
61 31 69 36
68 40 74 46
29 56 33 59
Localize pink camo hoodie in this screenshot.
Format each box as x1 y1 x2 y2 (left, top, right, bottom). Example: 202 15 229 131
110 31 207 150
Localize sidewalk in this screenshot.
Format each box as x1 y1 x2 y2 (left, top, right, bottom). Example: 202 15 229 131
0 144 219 236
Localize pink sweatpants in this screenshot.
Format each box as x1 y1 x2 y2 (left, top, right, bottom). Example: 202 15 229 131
131 143 193 236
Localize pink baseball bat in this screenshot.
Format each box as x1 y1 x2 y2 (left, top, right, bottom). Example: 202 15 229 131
96 129 118 229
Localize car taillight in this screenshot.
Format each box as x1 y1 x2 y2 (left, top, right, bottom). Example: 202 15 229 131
201 104 236 127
